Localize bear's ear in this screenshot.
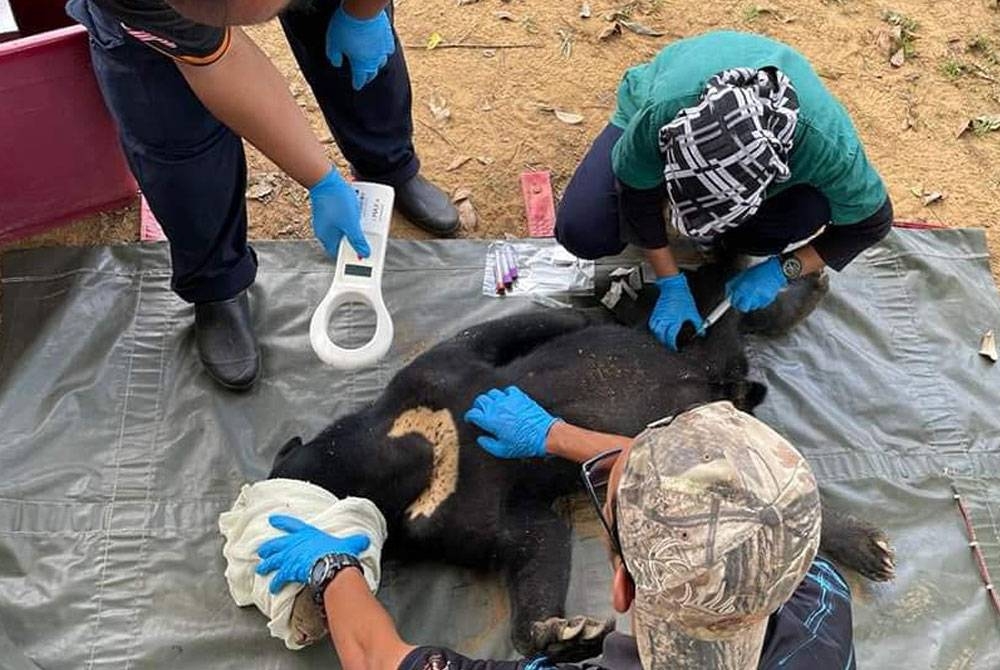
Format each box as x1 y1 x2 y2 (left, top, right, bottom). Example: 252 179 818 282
741 381 768 411
714 380 768 412
277 436 303 459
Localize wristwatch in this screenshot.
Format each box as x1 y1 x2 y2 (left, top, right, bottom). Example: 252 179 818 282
779 253 803 281
308 552 363 610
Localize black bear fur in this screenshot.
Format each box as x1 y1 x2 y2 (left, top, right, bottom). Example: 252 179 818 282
269 262 893 661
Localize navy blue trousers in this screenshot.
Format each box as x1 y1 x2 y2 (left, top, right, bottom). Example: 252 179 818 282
556 124 832 260
69 0 417 303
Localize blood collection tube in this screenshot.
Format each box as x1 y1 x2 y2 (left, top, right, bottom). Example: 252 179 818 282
493 249 506 295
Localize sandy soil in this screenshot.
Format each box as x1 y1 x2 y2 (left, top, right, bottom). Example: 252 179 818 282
5 0 1000 276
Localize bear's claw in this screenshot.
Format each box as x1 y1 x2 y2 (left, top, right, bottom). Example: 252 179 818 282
529 615 616 663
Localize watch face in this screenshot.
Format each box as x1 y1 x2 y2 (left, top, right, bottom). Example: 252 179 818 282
309 557 328 587
782 256 803 279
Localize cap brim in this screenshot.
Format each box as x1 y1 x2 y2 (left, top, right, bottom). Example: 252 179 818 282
631 592 768 670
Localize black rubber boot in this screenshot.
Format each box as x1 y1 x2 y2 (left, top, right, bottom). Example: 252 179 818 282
194 290 261 391
394 174 460 236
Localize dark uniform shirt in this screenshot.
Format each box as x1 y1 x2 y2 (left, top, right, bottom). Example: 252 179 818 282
87 0 230 64
398 558 856 670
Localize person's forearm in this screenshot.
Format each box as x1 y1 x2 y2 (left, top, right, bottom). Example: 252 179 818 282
324 568 414 670
810 196 894 271
645 246 680 278
545 421 631 463
177 28 330 189
343 0 389 18
790 245 825 275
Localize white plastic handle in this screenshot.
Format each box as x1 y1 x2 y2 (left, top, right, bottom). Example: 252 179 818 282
310 182 395 370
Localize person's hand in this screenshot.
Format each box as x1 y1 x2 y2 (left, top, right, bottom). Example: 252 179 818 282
725 257 788 312
463 386 559 459
648 274 704 351
326 7 396 91
255 514 370 594
309 169 371 259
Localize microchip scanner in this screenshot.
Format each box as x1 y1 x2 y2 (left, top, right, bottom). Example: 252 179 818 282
310 182 395 369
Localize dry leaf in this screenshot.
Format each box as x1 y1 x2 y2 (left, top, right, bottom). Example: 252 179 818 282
427 32 444 49
446 156 472 171
889 48 906 67
598 22 621 40
619 20 663 36
428 93 451 122
980 330 998 363
909 186 923 198
245 174 277 201
972 114 1000 135
873 27 896 55
554 109 584 124
922 191 945 206
494 10 516 20
476 155 495 165
452 188 477 231
955 118 972 139
580 1 591 18
246 183 273 200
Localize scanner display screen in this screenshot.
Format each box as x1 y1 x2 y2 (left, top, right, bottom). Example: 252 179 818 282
344 264 373 278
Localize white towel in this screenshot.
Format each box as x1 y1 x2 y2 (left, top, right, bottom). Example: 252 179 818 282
218 478 387 649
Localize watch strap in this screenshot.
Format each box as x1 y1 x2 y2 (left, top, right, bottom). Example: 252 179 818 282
310 553 363 610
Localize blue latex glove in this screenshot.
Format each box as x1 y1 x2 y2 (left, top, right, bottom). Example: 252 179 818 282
648 274 704 351
309 169 370 259
326 6 396 91
725 257 788 312
463 386 558 459
255 514 370 595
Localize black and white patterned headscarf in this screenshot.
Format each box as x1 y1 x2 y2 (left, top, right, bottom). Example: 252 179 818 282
658 67 799 239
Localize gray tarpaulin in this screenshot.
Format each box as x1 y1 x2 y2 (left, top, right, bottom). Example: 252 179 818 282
1 230 999 669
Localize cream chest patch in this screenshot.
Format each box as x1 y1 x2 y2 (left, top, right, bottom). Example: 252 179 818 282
388 407 459 520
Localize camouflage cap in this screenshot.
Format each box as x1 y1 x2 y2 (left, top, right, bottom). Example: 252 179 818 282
617 401 821 670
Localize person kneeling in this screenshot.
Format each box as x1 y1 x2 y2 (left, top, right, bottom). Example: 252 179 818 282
556 31 893 351
254 398 855 669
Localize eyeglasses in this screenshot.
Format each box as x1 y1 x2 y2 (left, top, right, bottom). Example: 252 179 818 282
581 448 624 557
580 413 685 559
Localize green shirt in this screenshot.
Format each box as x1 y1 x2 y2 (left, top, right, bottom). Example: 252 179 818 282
611 31 887 225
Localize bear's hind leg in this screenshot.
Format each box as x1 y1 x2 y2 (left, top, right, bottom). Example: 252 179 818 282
740 271 830 337
820 504 896 582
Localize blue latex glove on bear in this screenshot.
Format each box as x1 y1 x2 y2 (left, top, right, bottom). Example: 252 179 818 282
463 386 559 459
309 168 371 259
648 274 704 351
326 6 396 91
255 514 370 594
725 256 788 313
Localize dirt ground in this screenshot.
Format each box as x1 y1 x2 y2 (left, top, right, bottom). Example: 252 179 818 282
7 0 1000 277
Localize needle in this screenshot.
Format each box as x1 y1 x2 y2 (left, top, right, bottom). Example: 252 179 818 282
696 297 732 336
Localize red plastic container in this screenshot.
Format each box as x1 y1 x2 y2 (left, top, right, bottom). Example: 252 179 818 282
0 2 136 243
